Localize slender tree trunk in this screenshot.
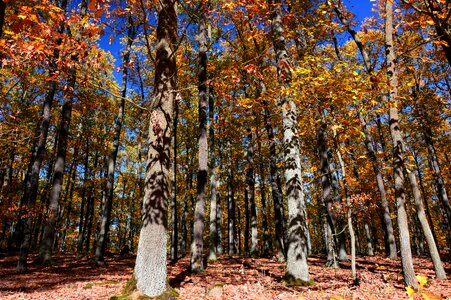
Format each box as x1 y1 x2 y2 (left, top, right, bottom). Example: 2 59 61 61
77 140 90 256
85 153 98 253
359 112 397 258
244 189 250 256
412 148 439 247
246 130 258 257
170 95 178 262
331 125 357 281
328 149 348 261
423 120 451 227
269 0 309 282
134 0 177 296
60 161 77 252
406 167 446 278
256 133 271 257
35 69 75 265
364 221 374 256
227 157 236 255
208 88 219 261
190 3 208 272
95 18 135 263
317 121 339 268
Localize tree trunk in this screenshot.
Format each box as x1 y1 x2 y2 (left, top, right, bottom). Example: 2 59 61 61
317 121 339 268
190 3 208 272
332 125 357 282
246 130 258 257
412 148 439 248
385 1 417 287
423 119 451 227
170 94 178 262
328 149 348 261
134 0 177 296
0 0 5 38
208 88 219 261
406 167 446 278
358 112 397 258
390 108 418 288
95 18 135 263
227 157 236 255
256 133 271 257
269 0 309 282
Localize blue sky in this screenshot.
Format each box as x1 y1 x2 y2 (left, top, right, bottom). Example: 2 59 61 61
347 0 376 23
99 1 376 85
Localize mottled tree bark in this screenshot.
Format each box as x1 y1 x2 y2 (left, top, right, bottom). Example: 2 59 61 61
386 1 417 288
269 0 309 282
191 3 208 272
134 0 177 296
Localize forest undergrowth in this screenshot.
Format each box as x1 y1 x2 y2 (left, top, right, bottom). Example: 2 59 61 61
0 253 450 299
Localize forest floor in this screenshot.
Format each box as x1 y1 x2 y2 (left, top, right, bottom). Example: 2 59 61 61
0 252 450 299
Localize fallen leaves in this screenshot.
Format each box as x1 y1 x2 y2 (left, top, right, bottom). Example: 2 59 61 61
0 253 450 299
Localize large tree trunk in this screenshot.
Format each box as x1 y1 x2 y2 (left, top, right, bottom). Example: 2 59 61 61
385 1 417 288
269 0 309 282
389 108 417 288
134 0 177 296
95 18 135 263
190 3 208 272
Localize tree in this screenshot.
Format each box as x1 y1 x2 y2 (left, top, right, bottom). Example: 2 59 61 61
385 0 417 288
191 1 208 272
134 0 177 296
268 0 310 283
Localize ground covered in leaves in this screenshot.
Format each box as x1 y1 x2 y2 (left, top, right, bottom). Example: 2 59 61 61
0 252 450 299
